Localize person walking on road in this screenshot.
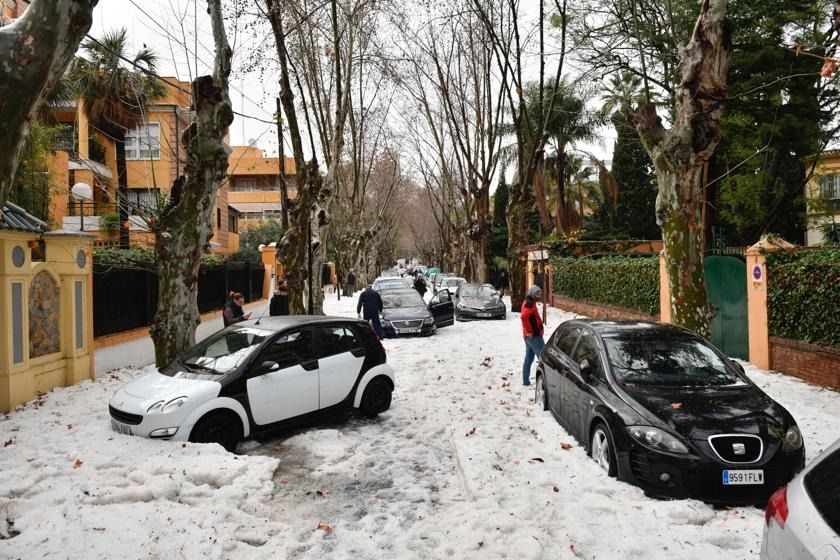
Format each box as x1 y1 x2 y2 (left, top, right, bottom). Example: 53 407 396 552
346 270 357 297
520 285 544 386
357 284 384 338
413 272 427 298
269 280 289 316
497 269 509 298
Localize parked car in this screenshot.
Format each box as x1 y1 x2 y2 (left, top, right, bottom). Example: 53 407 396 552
424 267 440 279
455 283 506 321
761 437 840 559
379 288 454 337
372 276 408 292
109 316 395 451
438 276 466 297
432 272 455 294
534 319 805 505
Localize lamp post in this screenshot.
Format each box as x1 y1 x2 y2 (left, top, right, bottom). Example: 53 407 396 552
71 182 93 232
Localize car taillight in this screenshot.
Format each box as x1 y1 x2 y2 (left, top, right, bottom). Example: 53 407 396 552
765 485 789 528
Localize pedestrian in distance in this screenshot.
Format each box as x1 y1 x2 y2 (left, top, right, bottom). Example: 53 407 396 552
497 269 509 298
346 270 357 297
223 292 251 327
413 272 427 298
520 285 544 386
269 280 289 316
357 284 384 339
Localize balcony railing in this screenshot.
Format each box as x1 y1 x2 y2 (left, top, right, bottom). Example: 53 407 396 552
67 200 117 217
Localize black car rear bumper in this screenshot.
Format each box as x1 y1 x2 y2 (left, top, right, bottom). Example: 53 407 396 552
456 307 506 320
615 440 805 505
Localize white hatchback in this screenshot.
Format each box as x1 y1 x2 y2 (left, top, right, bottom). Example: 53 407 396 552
109 316 395 451
761 437 840 559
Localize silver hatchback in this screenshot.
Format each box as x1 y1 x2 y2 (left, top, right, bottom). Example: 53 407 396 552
761 437 840 559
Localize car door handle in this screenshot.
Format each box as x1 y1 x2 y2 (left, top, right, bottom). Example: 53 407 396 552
300 359 318 371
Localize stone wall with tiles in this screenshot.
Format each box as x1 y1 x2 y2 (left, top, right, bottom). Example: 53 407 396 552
29 270 61 358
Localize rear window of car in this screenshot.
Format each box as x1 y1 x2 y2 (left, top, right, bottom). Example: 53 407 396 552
804 446 840 534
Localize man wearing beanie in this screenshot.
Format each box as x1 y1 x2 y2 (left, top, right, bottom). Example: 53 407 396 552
520 285 545 386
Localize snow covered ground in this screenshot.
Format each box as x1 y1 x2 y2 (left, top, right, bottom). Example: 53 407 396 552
1 293 838 559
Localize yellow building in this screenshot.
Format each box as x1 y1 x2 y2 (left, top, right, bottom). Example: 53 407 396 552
226 145 297 229
805 149 840 246
49 78 241 254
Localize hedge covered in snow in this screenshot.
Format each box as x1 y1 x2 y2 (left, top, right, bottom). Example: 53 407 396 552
767 249 840 348
550 255 660 316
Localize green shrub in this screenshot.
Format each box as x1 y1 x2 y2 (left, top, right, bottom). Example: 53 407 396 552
94 247 227 269
766 250 840 348
551 255 660 316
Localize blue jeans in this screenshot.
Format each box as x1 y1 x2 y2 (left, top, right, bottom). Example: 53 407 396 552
365 313 384 339
522 335 545 385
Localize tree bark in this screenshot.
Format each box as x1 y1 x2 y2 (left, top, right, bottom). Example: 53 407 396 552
0 0 98 207
149 0 233 366
632 0 731 338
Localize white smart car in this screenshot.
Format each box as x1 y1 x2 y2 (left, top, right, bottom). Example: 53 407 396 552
761 437 840 559
109 316 395 451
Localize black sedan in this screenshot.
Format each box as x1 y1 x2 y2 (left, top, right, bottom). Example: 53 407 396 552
380 288 454 337
455 283 506 321
535 320 805 505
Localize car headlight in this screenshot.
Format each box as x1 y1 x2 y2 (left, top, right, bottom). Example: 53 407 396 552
423 316 434 325
381 318 391 326
147 400 165 414
627 426 689 454
148 396 188 414
782 426 803 452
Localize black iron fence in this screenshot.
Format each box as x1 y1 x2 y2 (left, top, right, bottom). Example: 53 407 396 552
93 261 265 337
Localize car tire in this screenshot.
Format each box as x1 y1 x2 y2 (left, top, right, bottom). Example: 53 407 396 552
535 373 548 411
360 377 392 418
189 410 243 452
590 422 618 477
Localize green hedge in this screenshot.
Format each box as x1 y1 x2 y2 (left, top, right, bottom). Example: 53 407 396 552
767 250 840 348
551 255 660 316
93 247 224 268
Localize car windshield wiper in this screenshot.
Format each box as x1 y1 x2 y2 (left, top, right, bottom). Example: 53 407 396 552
183 361 220 375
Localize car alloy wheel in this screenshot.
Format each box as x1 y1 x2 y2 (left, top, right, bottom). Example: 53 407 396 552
361 377 392 417
190 411 242 452
591 423 617 477
535 375 548 411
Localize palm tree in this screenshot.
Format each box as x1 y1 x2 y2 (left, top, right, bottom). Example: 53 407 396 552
70 29 165 247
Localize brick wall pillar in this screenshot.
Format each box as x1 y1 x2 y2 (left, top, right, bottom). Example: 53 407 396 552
746 246 770 369
659 250 671 323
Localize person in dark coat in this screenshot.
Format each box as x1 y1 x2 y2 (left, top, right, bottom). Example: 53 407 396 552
223 292 251 327
269 281 289 316
357 284 384 338
413 272 427 297
497 269 509 298
346 270 357 297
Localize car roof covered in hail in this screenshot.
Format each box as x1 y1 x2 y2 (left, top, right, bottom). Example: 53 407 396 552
236 315 369 331
562 319 696 339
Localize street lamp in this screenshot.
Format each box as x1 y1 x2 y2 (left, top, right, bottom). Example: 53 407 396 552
71 182 93 232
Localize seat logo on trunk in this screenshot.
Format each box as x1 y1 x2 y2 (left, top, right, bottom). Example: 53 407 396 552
732 443 746 455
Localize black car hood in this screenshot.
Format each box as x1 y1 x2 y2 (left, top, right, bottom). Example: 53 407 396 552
620 384 789 441
382 306 430 320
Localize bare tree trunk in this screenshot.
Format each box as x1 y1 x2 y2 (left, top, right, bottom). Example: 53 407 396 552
149 0 233 366
633 0 730 338
0 0 98 206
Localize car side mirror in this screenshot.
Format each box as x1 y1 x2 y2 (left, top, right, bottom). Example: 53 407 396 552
731 360 745 375
257 360 280 374
578 359 592 379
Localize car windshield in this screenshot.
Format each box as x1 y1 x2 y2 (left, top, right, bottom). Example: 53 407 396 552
167 326 274 377
382 291 425 308
460 285 495 298
603 335 742 387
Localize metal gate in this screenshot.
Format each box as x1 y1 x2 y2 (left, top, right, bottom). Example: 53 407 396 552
704 255 748 360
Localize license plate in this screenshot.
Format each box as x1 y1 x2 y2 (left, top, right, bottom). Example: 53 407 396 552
477 312 491 317
722 469 764 485
111 420 133 435
397 327 420 334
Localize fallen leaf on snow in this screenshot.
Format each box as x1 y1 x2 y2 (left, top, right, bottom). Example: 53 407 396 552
92 528 105 532
553 486 559 492
3 438 14 447
67 424 73 430
530 457 544 462
560 443 573 450
73 459 83 469
315 522 333 533
465 427 476 437
315 490 326 497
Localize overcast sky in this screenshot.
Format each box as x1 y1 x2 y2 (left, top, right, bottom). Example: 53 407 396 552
88 0 614 166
